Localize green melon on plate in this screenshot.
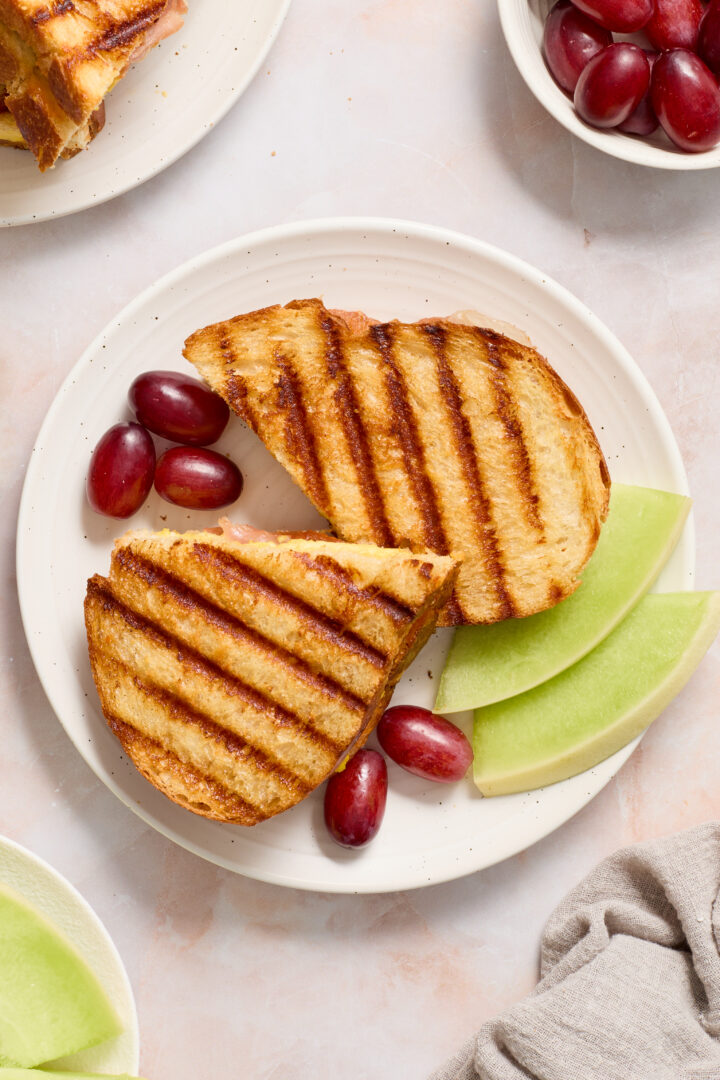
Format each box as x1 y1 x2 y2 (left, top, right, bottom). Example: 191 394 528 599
0 1073 143 1079
0 887 121 1068
473 591 720 796
435 484 691 713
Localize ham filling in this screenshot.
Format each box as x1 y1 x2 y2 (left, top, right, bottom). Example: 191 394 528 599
328 307 531 346
205 520 337 545
210 520 283 544
129 0 188 63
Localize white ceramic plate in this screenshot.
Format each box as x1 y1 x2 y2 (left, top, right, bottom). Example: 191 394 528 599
498 0 720 170
0 0 291 227
0 834 138 1074
17 218 693 893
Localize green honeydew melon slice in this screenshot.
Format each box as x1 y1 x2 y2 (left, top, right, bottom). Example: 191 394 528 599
435 484 691 713
0 887 121 1069
0 1073 143 1079
473 591 720 797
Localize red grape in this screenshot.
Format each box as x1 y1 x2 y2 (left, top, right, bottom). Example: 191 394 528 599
129 370 229 446
154 447 243 509
87 422 155 519
569 0 652 33
698 2 720 76
574 44 650 128
618 51 659 135
377 706 473 783
543 0 613 95
645 0 703 52
324 750 387 847
652 49 720 151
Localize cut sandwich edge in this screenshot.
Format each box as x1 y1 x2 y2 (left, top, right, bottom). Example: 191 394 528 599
182 298 611 628
85 529 460 825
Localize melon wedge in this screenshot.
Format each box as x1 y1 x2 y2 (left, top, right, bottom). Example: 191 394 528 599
435 485 691 712
473 591 720 797
0 887 121 1068
0 1073 143 1079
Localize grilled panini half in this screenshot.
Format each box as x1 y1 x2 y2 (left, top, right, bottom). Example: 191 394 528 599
183 299 611 627
0 0 185 170
85 529 459 825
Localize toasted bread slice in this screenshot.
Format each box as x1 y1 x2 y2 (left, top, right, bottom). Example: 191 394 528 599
0 0 184 169
85 529 459 825
183 299 611 627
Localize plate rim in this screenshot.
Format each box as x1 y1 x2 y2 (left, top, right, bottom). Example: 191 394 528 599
0 0 293 228
16 216 694 893
0 833 139 1071
496 0 720 171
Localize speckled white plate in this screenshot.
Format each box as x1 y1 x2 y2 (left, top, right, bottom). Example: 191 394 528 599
0 0 291 227
0 834 138 1074
17 218 694 893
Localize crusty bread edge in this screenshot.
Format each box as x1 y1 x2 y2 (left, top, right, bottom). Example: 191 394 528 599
85 533 459 824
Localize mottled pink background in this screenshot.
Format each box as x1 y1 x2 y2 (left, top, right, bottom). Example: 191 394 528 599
1 2 719 1077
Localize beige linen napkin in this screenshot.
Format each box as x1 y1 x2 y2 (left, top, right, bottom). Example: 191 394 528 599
433 823 720 1080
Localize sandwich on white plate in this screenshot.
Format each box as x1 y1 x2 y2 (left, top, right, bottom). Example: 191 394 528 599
0 0 186 170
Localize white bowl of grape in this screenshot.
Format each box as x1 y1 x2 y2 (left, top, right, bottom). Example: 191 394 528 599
498 0 720 167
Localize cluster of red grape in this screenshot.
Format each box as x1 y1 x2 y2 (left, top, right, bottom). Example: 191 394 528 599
543 0 720 151
323 706 473 848
87 371 243 519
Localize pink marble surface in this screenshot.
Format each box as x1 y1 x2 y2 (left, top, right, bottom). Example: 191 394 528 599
1 1 719 1077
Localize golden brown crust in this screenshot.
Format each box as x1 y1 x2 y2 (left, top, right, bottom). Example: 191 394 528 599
184 300 611 626
0 0 181 169
1 83 104 161
41 0 169 124
85 531 458 825
106 716 267 825
6 80 64 166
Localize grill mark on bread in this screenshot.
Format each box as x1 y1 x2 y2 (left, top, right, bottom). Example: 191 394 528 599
87 578 344 756
104 714 266 824
548 581 565 604
275 355 331 515
483 331 544 535
285 551 417 625
109 668 312 798
18 0 179 150
564 433 596 552
225 371 254 423
370 323 465 625
320 311 394 546
91 2 168 54
31 0 75 25
422 323 515 620
213 334 258 428
30 1 166 53
369 323 452 552
598 456 610 489
189 543 388 667
114 547 369 713
217 333 234 364
535 357 611 539
182 300 610 626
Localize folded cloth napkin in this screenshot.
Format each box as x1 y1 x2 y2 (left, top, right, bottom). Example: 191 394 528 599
433 823 720 1080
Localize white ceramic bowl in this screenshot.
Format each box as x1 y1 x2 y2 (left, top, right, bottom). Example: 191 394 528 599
0 835 139 1075
497 0 720 169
